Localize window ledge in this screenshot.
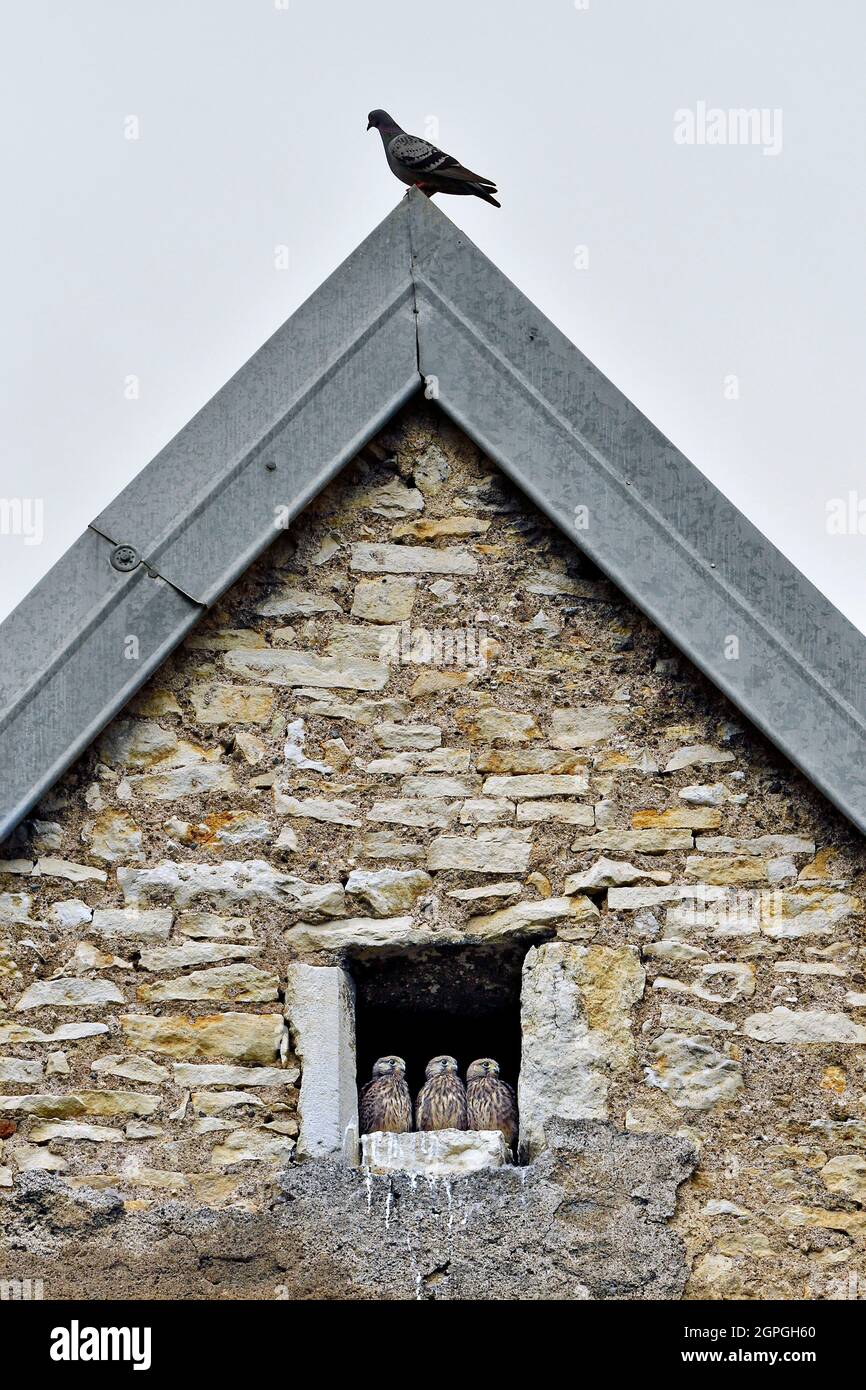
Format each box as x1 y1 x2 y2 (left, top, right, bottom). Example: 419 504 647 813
361 1129 509 1176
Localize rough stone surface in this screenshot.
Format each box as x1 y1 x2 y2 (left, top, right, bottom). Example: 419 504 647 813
519 942 645 1158
0 1122 695 1300
645 1032 744 1110
361 1129 507 1176
119 1013 285 1063
286 964 357 1161
4 404 866 1302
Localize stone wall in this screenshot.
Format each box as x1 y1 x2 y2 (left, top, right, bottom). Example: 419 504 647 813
2 403 866 1300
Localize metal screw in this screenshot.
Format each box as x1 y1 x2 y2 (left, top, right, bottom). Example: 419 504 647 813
110 544 139 572
265 459 277 471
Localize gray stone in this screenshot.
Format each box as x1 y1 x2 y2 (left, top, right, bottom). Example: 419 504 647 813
357 478 424 517
286 964 357 1161
519 942 645 1158
224 647 389 691
679 783 727 807
0 1121 696 1300
350 542 477 575
694 834 816 856
352 832 427 862
255 587 342 618
571 829 694 854
368 799 460 829
564 857 673 894
29 1122 125 1144
126 762 237 801
173 1064 298 1087
427 829 533 874
15 979 125 1011
0 1058 43 1084
468 895 598 941
176 913 254 940
119 860 346 916
89 908 173 941
459 798 515 824
400 774 480 799
344 868 432 916
33 858 108 884
481 773 589 799
0 1022 108 1045
136 964 280 1004
516 800 595 826
374 721 441 750
286 916 420 954
277 796 362 827
138 941 259 971
645 1032 744 1109
362 1129 508 1176
663 745 736 772
351 577 417 624
550 707 621 748
608 887 681 910
210 1128 295 1167
741 1008 866 1043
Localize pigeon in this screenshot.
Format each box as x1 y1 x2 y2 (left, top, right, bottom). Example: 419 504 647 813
367 110 500 208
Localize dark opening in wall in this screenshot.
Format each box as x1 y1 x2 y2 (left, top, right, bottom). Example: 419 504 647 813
352 943 525 1106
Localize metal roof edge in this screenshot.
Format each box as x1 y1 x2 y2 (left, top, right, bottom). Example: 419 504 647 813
0 201 421 840
405 192 866 833
2 188 864 842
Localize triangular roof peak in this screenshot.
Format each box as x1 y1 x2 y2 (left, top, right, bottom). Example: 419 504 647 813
2 189 864 839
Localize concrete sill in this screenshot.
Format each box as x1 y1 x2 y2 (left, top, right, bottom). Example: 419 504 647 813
361 1129 509 1176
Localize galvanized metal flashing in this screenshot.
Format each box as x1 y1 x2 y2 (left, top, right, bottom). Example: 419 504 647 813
405 192 866 834
0 201 419 840
1 188 864 841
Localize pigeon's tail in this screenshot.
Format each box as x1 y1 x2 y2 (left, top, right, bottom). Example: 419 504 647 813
474 187 501 208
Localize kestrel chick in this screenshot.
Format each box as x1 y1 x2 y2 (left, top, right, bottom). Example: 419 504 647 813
415 1055 468 1131
466 1058 518 1151
359 1055 412 1134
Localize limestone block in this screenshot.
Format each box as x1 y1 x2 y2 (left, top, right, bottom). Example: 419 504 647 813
224 648 389 691
286 964 357 1161
0 1091 159 1118
361 1129 508 1176
742 1008 866 1043
564 857 672 893
519 942 645 1158
663 745 735 772
344 868 432 916
136 964 279 1004
190 683 274 725
255 587 342 618
89 908 173 941
481 773 588 799
373 721 440 750
550 707 621 749
427 829 533 874
351 577 417 623
15 979 125 1011
350 542 477 575
286 916 423 954
455 707 541 743
86 810 143 862
645 1032 744 1110
468 895 598 941
126 762 237 801
120 1012 284 1063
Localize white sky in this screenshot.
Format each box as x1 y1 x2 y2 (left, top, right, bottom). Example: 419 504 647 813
1 0 864 630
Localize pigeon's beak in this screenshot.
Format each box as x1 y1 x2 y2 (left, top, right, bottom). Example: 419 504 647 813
366 119 373 131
